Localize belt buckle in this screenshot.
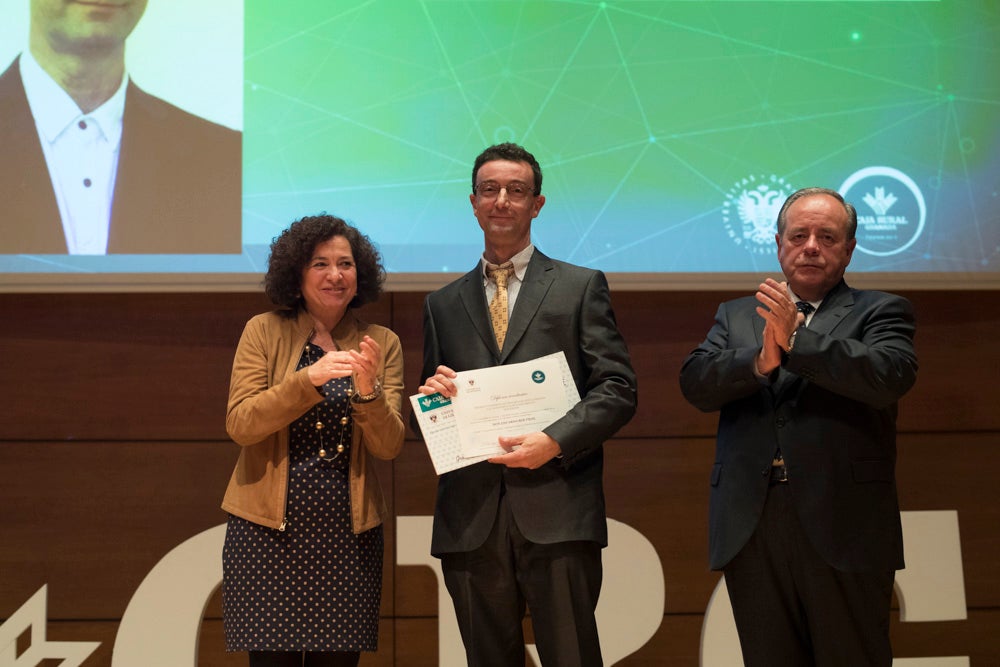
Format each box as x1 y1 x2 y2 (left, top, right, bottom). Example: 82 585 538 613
770 464 789 484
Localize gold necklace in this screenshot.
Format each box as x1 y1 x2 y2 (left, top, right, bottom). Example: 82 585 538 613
306 342 353 461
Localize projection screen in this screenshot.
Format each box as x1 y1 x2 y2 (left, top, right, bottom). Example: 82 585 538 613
1 0 997 291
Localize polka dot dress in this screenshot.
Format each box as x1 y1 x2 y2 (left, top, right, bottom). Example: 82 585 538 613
222 343 383 652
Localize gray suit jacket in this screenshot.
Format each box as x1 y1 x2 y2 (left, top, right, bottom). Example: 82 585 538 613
680 280 918 572
0 56 241 254
420 250 637 556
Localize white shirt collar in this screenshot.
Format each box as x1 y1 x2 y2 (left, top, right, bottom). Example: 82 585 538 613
20 50 128 146
481 244 535 282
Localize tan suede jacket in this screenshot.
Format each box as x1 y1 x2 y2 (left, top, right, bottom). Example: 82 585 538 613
222 307 404 533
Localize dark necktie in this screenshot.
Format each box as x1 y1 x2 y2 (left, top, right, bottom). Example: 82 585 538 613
486 262 515 348
796 301 815 324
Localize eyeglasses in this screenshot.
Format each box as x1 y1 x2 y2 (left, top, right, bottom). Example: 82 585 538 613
474 180 536 202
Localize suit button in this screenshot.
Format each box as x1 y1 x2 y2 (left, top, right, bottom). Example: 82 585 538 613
776 417 786 427
761 468 769 476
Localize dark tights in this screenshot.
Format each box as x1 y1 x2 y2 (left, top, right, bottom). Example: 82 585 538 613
248 651 361 667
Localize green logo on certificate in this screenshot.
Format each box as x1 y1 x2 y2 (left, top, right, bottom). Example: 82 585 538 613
531 370 546 384
419 393 451 412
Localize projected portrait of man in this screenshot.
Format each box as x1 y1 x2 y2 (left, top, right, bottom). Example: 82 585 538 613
0 0 242 255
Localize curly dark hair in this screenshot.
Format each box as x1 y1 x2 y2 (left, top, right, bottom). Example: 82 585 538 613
264 214 385 311
472 142 543 196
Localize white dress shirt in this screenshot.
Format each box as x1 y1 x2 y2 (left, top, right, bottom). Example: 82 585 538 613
20 51 127 255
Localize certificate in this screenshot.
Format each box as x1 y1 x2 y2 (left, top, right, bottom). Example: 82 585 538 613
410 352 580 475
452 355 565 457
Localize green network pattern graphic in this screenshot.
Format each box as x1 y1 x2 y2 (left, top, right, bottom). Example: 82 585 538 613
242 0 999 274
1 0 995 279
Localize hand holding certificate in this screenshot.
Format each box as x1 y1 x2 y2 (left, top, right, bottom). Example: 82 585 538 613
410 352 580 475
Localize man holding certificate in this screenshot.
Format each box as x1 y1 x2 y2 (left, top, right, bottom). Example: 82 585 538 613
417 142 637 667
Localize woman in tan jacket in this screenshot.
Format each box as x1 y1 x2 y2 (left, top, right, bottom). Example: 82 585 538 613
221 214 404 667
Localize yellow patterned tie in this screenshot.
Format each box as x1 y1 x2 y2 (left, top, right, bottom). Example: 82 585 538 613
487 261 515 349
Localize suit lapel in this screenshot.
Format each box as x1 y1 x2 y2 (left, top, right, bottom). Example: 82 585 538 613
0 57 67 253
500 251 555 363
805 280 853 336
108 82 160 253
457 263 499 355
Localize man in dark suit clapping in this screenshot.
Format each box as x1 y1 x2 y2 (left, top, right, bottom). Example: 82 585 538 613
417 142 637 667
680 187 918 666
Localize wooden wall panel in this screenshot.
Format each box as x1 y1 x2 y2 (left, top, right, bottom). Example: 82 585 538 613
0 441 233 618
607 289 1000 436
388 292 429 430
1 289 997 665
891 290 1000 433
0 293 388 440
0 441 397 621
895 432 1000 609
3 290 998 440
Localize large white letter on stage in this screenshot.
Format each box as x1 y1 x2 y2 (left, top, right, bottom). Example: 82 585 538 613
0 585 99 666
0 510 969 666
895 511 967 623
396 516 665 666
111 524 226 667
700 511 969 667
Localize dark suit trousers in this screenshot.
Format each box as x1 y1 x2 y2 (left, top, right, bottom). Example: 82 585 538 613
441 491 603 667
723 483 895 667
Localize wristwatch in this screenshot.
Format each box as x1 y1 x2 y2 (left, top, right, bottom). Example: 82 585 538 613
786 328 800 353
353 379 383 403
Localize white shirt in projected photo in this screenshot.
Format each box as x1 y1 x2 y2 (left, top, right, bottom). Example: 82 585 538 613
20 51 125 255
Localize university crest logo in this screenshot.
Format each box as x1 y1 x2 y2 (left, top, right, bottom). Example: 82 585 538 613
722 175 795 255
